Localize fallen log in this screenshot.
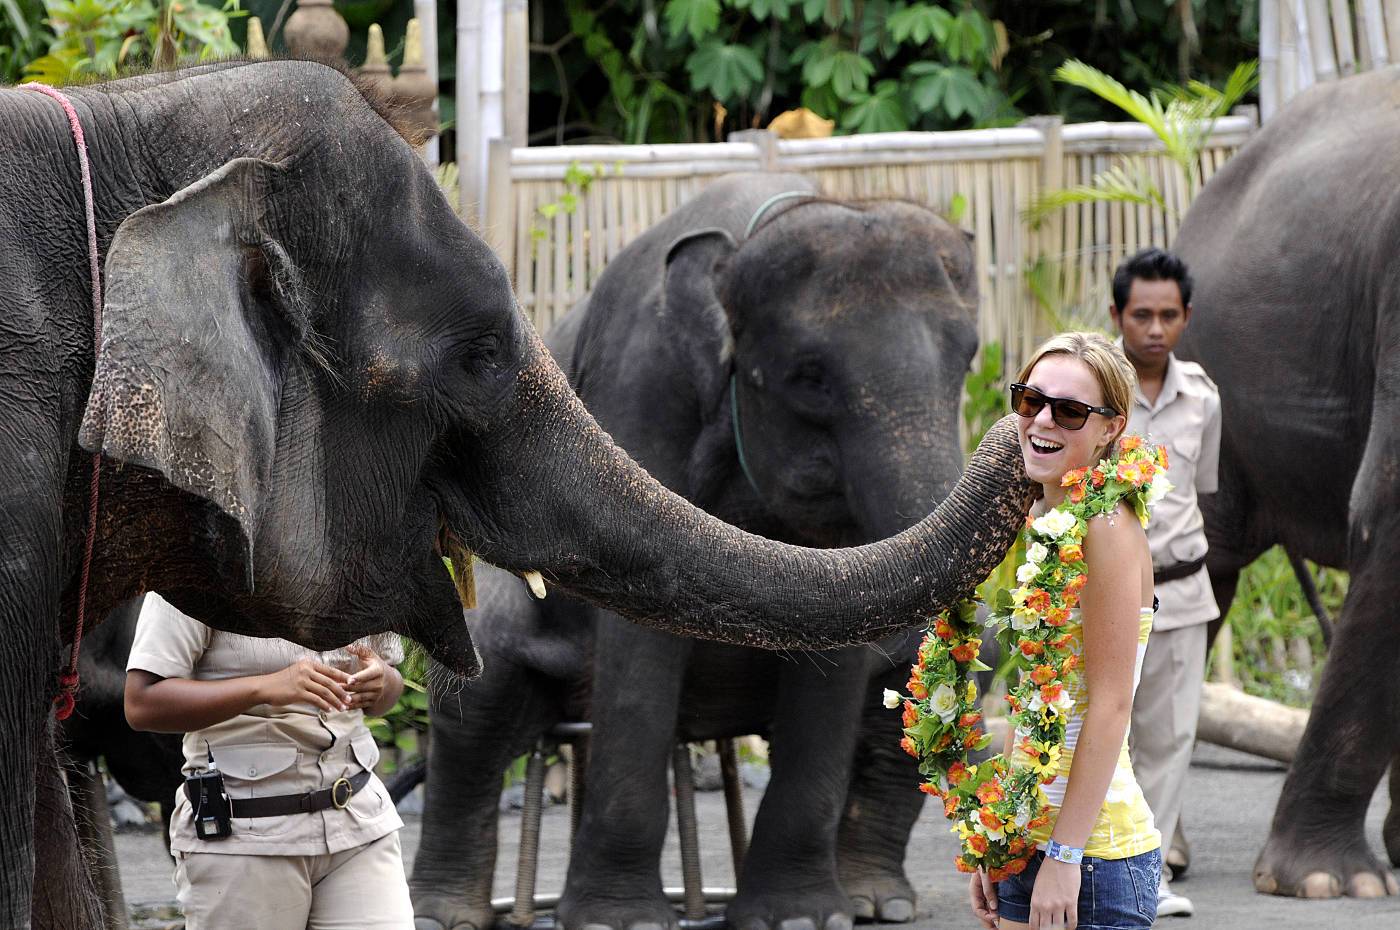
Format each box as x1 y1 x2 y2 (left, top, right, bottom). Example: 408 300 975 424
1195 681 1310 764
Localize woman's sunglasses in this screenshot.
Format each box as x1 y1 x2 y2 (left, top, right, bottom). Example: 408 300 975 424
1009 383 1118 431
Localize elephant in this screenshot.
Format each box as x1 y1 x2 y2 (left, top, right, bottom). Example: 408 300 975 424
0 61 1035 929
410 174 980 930
1173 66 1400 898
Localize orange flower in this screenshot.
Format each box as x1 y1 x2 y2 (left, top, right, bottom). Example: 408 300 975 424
944 795 959 818
959 711 983 729
906 675 928 700
1027 814 1050 829
1018 639 1044 657
1045 606 1071 627
934 618 956 641
1004 856 1029 876
900 736 918 758
1031 664 1056 685
1068 482 1086 503
947 761 971 786
987 866 1009 882
933 731 953 751
918 782 940 796
1008 837 1027 855
978 806 1002 831
1060 467 1089 488
951 641 979 663
1120 435 1142 452
967 833 990 855
1062 654 1080 673
902 701 918 729
1059 543 1084 563
1039 683 1064 704
1091 467 1106 488
975 781 1005 804
965 727 984 744
956 856 977 874
1157 445 1170 469
1063 591 1079 609
1026 589 1051 613
1064 573 1087 595
1052 632 1076 650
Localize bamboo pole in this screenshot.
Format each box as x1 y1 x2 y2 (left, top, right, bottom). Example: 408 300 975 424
413 0 440 165
1279 0 1301 102
457 0 482 222
1260 0 1281 120
1386 0 1400 66
1290 0 1318 91
503 0 529 149
485 138 515 269
1304 0 1338 80
1361 0 1390 67
1330 0 1357 76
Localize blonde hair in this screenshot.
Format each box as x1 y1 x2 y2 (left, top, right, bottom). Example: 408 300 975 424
1016 332 1136 451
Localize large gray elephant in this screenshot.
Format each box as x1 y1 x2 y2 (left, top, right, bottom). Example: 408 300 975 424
410 175 978 930
0 62 1034 929
1174 67 1400 898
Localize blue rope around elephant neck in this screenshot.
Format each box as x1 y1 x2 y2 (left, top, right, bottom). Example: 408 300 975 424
744 190 817 238
730 374 764 499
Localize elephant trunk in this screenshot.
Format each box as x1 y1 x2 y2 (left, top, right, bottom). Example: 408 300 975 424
466 335 1035 650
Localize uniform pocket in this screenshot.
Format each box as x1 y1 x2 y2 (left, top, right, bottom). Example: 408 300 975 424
215 743 299 792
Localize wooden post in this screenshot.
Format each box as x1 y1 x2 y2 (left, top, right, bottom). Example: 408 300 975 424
727 128 778 170
457 0 482 223
485 137 515 272
1211 621 1238 687
504 0 530 148
1260 0 1281 120
1197 682 1309 764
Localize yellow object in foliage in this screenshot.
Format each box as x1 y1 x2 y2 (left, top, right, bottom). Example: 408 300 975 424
767 107 835 139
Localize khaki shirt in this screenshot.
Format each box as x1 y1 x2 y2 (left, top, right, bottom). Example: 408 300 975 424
126 594 405 856
1125 352 1222 631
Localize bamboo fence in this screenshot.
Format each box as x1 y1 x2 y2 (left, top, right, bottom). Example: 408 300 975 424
1260 0 1400 120
478 114 1255 376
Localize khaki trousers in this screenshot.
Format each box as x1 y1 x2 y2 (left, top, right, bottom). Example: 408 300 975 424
175 831 413 929
1128 622 1208 854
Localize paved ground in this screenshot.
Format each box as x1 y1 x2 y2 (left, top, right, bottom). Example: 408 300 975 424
117 742 1400 929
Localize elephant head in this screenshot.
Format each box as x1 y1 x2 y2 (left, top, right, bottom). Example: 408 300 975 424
662 193 979 546
80 62 1033 676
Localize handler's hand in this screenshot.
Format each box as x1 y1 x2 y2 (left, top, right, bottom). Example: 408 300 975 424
1029 857 1080 930
344 643 387 710
969 870 999 929
258 658 353 713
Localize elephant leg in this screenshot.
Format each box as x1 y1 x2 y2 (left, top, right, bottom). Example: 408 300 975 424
1386 755 1400 867
836 638 922 924
727 648 867 930
558 615 693 930
1252 422 1400 898
411 610 564 929
32 723 105 930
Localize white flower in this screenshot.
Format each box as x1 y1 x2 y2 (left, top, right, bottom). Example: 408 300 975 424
1031 508 1078 540
1145 475 1174 507
1015 561 1040 584
929 683 960 723
1026 541 1049 564
1010 606 1040 632
882 688 902 709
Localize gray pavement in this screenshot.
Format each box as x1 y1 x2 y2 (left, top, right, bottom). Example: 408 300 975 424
116 742 1400 929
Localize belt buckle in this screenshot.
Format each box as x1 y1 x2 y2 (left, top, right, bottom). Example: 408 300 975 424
330 777 354 809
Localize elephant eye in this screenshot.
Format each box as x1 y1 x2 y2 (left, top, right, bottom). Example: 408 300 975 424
788 360 826 391
466 332 500 361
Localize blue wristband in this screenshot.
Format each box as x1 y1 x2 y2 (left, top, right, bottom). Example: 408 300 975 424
1046 839 1084 864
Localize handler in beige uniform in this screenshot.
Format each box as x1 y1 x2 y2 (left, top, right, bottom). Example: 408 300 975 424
1110 247 1221 919
125 593 412 929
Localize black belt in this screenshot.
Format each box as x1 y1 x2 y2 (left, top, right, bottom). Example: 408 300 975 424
189 769 372 819
1154 557 1206 585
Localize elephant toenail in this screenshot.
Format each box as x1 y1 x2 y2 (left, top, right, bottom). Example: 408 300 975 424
1347 872 1387 898
878 898 914 922
848 897 874 920
1252 870 1278 895
582 922 617 930
823 914 853 930
778 918 817 930
630 923 665 930
1299 872 1342 898
737 918 768 930
413 921 446 930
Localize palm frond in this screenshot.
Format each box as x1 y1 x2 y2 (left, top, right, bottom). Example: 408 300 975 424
1023 162 1167 226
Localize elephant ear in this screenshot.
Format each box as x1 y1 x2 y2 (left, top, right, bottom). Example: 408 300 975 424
80 158 305 584
661 227 740 415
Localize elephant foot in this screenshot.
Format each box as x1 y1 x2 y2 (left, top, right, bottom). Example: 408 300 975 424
411 893 494 930
840 869 916 923
1252 828 1400 898
726 884 854 930
556 891 678 930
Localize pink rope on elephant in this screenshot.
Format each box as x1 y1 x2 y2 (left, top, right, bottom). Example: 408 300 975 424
21 82 104 721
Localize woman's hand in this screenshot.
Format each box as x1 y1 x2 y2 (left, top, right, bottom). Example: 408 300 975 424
1029 857 1081 929
345 643 405 715
256 658 354 713
969 870 999 929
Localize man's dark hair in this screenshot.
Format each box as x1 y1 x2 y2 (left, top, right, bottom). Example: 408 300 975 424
1111 247 1193 309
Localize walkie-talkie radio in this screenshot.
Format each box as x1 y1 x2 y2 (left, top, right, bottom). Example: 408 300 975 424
185 742 232 840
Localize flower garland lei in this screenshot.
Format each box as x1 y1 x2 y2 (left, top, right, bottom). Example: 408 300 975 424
883 436 1171 880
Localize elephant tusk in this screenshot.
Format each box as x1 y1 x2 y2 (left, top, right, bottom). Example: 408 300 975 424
523 570 546 599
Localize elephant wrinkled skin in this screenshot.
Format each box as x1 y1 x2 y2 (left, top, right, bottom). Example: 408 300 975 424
411 176 980 930
1174 67 1400 898
0 63 1033 929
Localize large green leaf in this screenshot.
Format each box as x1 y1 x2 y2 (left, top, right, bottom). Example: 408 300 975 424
733 0 792 20
885 2 951 45
907 62 985 120
839 79 908 133
663 0 720 42
686 38 764 102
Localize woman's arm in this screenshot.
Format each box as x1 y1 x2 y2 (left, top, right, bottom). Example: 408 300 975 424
1030 502 1149 928
125 659 356 733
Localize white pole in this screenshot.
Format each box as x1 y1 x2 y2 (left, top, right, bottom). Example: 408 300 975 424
481 0 506 201
1259 0 1280 120
1361 0 1390 67
1303 0 1337 81
414 0 439 166
457 0 482 221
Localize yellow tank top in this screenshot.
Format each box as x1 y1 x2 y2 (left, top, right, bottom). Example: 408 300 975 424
1022 608 1161 859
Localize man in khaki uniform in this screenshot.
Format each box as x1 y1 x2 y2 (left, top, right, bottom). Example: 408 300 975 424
1110 248 1221 920
125 593 412 929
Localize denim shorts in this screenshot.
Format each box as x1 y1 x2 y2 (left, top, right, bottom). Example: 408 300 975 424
996 847 1161 930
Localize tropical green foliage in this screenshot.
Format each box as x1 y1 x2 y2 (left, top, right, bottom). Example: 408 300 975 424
19 0 243 86
0 0 49 84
